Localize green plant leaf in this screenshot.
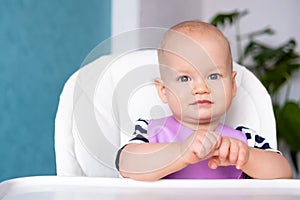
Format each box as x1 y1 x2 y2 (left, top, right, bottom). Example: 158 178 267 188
210 10 248 28
277 102 300 152
243 27 275 40
243 39 300 95
276 101 300 172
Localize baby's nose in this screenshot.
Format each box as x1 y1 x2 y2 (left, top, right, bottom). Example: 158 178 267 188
192 79 210 94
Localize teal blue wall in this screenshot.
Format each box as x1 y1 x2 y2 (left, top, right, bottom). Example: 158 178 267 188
0 0 111 182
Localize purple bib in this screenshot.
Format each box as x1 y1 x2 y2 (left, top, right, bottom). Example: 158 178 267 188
147 116 247 179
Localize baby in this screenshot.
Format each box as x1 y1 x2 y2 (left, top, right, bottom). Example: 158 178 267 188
115 20 292 181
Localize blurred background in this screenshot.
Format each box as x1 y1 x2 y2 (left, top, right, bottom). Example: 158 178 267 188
0 0 299 181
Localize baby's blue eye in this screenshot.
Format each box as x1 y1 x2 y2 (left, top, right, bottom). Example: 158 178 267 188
208 73 221 80
178 75 191 82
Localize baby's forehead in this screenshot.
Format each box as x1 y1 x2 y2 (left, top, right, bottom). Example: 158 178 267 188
158 47 231 71
159 22 231 56
159 52 232 76
161 23 227 46
158 30 232 70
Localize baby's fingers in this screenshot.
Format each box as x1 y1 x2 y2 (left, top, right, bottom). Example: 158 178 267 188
207 131 221 147
218 137 230 162
208 157 220 169
236 145 249 169
197 131 221 158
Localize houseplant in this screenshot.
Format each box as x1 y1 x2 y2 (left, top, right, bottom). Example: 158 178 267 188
210 10 300 174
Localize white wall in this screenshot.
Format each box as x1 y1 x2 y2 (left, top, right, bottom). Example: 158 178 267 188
112 0 203 35
111 0 140 35
112 0 300 101
139 0 203 28
111 0 140 53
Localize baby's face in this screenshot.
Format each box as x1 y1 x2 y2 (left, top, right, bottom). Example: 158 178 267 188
157 31 236 130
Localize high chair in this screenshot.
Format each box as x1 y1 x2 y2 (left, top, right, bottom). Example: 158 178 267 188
55 49 277 177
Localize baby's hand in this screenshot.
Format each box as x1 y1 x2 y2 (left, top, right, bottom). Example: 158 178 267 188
208 137 249 170
180 130 221 165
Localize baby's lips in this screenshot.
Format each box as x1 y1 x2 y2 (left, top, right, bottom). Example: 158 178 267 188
190 100 213 105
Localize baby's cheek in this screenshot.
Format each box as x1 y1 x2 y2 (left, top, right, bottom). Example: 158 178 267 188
166 90 182 110
169 84 192 98
167 89 190 116
211 84 229 101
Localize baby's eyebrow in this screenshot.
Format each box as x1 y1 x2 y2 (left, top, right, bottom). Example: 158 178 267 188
174 67 192 74
209 65 228 72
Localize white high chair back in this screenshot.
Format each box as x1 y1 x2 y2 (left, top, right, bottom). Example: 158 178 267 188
55 49 276 177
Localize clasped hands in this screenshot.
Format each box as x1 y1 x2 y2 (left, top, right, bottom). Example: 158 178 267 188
180 130 250 170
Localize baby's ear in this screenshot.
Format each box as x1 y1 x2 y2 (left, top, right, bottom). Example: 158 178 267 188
154 78 168 103
232 71 237 97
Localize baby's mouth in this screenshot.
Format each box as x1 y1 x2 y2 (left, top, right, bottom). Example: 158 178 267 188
190 100 213 105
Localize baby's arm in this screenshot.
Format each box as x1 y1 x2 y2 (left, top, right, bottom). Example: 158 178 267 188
118 130 220 181
208 137 292 179
119 142 185 181
240 147 292 179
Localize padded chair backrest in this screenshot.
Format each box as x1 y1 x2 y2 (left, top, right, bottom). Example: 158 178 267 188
55 49 276 177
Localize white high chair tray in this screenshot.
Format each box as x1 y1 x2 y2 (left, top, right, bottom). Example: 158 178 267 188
0 176 299 200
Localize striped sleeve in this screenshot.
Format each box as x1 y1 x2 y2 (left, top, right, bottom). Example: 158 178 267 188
115 118 150 171
235 126 281 153
129 118 150 143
